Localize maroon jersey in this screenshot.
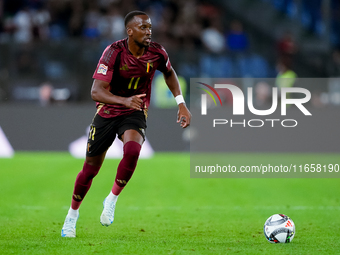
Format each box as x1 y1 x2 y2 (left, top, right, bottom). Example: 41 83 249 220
92 38 172 118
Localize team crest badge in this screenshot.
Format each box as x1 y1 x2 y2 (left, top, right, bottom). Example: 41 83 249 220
97 64 108 75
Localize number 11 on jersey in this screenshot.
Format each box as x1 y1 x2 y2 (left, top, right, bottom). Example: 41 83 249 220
128 77 140 89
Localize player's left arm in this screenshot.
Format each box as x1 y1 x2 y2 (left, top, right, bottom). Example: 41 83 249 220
163 67 191 128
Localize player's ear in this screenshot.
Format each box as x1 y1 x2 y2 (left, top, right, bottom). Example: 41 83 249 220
127 27 133 36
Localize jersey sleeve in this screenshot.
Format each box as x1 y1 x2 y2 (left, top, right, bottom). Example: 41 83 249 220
92 45 119 82
156 45 172 73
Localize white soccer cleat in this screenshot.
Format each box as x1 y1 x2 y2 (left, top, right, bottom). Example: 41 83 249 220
61 215 78 237
100 198 116 227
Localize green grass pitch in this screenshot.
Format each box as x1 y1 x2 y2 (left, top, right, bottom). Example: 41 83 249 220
0 152 340 254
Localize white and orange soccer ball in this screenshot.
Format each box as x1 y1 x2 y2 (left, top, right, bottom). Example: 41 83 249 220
263 214 295 243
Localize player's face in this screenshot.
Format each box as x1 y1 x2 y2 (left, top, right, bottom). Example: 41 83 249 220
128 15 152 48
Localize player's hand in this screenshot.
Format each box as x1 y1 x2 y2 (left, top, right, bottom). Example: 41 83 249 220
124 94 146 111
177 103 191 128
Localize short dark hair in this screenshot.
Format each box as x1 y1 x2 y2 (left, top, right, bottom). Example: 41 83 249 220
124 10 148 28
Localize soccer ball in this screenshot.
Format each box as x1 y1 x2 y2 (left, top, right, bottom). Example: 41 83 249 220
263 214 295 243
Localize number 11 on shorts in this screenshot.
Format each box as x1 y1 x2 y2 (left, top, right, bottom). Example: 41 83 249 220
89 126 96 141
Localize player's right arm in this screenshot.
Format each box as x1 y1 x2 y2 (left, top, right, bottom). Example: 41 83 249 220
91 79 146 111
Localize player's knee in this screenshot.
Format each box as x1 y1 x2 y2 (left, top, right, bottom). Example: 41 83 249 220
123 141 141 165
85 154 104 167
87 169 100 179
81 162 101 180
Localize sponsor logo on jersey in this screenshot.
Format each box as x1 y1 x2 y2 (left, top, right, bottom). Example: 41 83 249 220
97 64 108 75
120 63 129 71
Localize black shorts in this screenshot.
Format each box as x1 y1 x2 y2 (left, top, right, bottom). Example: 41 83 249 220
86 111 147 157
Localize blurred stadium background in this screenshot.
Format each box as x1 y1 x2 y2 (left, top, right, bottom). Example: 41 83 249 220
0 0 340 152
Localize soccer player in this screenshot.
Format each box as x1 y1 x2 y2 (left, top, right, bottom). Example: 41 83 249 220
61 10 191 237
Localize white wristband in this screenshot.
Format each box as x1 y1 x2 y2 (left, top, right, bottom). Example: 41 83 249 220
175 95 185 105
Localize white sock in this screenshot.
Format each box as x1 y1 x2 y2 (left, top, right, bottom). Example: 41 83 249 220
68 207 79 218
106 191 118 203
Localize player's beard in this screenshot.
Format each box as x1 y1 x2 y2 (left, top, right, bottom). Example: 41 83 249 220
134 38 149 48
